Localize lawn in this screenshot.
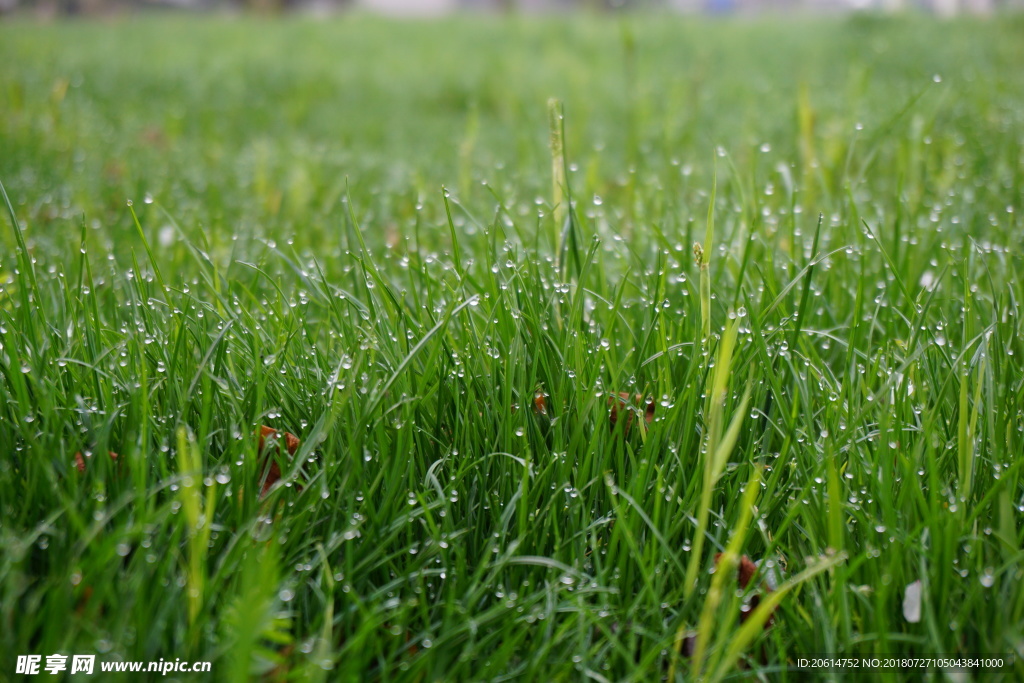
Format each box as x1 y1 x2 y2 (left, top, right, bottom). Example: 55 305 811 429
1 12 1023 681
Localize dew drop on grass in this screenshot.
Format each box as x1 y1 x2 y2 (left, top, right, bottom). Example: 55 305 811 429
980 569 995 588
278 588 295 602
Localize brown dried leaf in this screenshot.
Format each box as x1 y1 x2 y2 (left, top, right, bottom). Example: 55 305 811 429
75 584 94 616
257 426 301 497
258 425 300 455
608 392 655 432
267 643 294 682
737 555 759 590
73 450 119 474
713 553 776 629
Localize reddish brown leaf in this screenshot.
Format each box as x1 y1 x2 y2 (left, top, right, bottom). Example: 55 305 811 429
608 392 655 432
713 553 776 629
742 593 772 627
737 555 759 590
261 462 282 497
258 425 299 455
257 426 301 497
75 585 94 616
73 450 119 474
268 644 294 682
672 555 776 666
508 393 548 416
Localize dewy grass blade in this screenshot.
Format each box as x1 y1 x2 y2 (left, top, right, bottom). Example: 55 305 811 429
1 178 38 293
710 552 848 682
790 212 823 349
549 97 567 251
685 317 747 598
688 465 761 677
0 178 40 346
442 186 464 281
362 295 478 422
958 357 984 506
698 164 717 344
128 199 167 296
176 426 211 636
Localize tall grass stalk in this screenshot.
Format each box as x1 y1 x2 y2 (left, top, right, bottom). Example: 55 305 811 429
684 317 750 598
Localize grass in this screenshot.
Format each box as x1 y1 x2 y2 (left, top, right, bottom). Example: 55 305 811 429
1 11 1023 681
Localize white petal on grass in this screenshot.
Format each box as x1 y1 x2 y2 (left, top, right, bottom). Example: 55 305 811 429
903 580 922 623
